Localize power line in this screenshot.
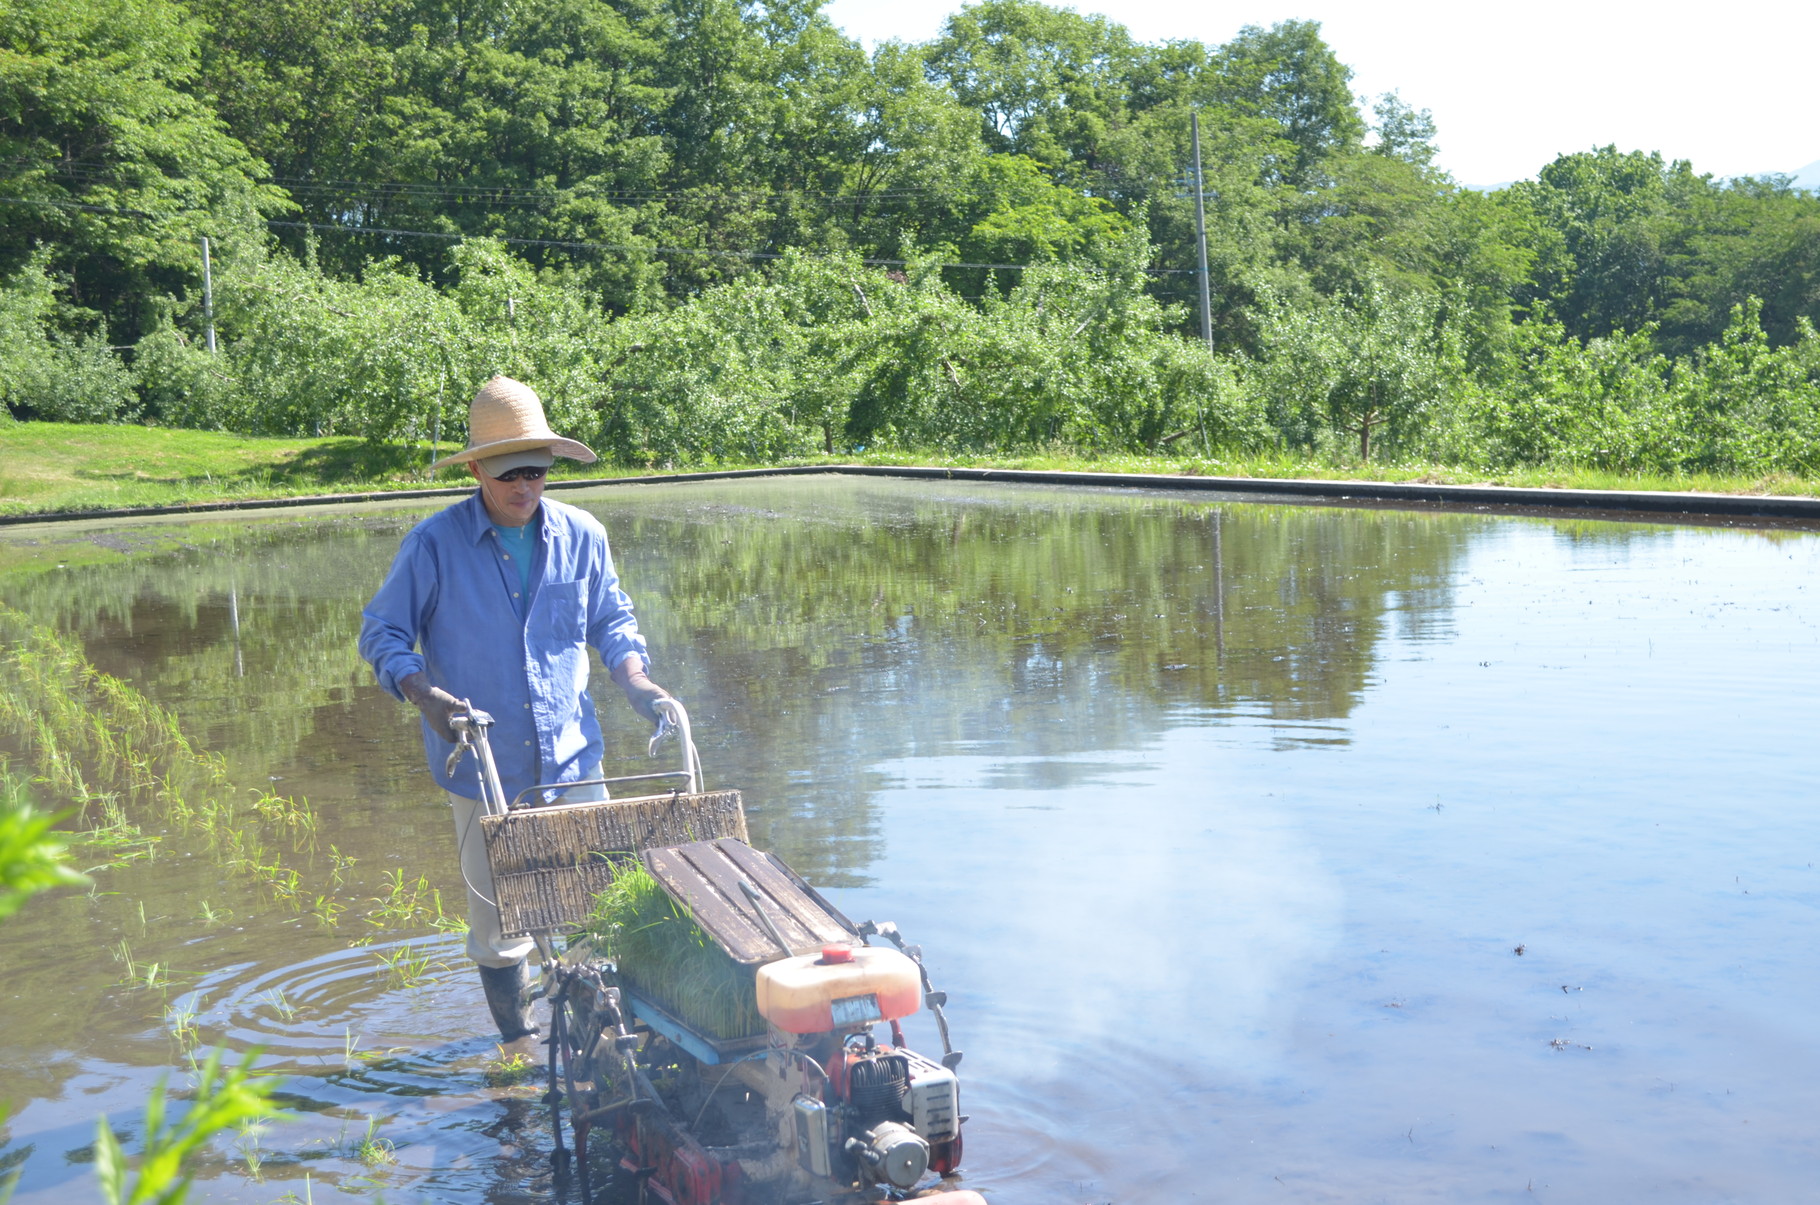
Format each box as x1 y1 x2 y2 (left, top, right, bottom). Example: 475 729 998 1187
268 218 1195 273
265 177 954 204
0 194 158 220
2 195 1195 275
265 218 1043 270
43 162 965 205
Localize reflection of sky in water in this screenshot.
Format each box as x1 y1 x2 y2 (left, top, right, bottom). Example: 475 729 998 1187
831 520 1820 1202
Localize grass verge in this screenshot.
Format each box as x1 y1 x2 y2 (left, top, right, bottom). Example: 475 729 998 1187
3 421 1817 519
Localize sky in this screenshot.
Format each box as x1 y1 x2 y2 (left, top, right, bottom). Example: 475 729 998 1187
823 0 1820 189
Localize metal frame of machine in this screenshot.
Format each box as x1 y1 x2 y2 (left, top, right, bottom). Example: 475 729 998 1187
447 701 971 1204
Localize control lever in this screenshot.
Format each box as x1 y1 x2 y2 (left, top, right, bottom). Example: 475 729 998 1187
448 705 509 815
860 920 960 1067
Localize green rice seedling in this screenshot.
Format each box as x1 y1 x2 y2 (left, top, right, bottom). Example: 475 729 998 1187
196 899 228 924
251 788 318 851
366 870 451 931
326 845 357 890
367 868 410 924
165 993 205 1052
310 894 343 929
237 1117 268 1181
582 861 764 1040
272 1171 315 1204
113 939 166 991
352 1116 395 1166
112 938 137 984
427 886 466 933
373 943 446 990
260 988 297 1023
483 1045 538 1088
0 608 339 929
68 792 159 871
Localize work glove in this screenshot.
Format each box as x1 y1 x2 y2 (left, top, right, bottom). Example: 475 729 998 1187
615 669 673 728
399 671 463 743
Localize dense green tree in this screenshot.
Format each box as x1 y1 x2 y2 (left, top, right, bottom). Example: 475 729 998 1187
1503 146 1696 342
924 0 1135 189
1369 92 1438 168
5 0 1817 480
0 0 282 340
1209 20 1363 189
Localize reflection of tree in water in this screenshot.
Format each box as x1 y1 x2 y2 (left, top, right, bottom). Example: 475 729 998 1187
1 481 1496 887
0 514 430 798
584 481 1491 882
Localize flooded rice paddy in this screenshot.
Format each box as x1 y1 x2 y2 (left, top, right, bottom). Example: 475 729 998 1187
0 476 1816 1203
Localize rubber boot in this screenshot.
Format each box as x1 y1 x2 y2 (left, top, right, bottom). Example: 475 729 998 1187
477 959 539 1041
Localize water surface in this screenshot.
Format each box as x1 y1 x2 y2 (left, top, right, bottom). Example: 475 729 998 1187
0 478 1815 1203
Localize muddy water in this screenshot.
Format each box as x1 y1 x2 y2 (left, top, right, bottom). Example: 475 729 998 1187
1 477 1817 1203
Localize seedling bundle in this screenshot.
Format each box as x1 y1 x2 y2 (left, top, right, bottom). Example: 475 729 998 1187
582 860 765 1040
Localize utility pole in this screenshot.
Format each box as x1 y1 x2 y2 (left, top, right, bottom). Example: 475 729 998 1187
200 236 218 354
1190 111 1213 352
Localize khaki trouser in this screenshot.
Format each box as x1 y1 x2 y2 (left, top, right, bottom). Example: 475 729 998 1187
448 765 606 968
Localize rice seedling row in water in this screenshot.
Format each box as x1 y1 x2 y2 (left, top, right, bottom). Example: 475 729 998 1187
0 605 340 915
365 869 463 933
372 943 447 990
581 860 765 1041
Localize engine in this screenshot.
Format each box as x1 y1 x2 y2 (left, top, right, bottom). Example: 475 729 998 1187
789 1033 962 1192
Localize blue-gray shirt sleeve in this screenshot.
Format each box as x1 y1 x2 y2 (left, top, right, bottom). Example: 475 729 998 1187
358 527 437 701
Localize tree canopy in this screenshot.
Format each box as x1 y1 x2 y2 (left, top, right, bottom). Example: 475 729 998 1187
3 0 1817 474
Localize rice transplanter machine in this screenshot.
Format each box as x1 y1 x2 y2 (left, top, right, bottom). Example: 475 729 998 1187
450 700 978 1204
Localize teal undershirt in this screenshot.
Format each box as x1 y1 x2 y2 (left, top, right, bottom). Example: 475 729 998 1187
492 519 537 616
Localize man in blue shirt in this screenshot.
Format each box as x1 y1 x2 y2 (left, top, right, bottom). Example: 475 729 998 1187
359 376 670 1040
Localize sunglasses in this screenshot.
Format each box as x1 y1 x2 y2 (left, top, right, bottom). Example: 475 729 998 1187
491 465 548 483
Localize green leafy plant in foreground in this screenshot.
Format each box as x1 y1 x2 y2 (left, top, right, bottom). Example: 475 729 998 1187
1 764 281 1205
93 1048 279 1205
0 768 90 919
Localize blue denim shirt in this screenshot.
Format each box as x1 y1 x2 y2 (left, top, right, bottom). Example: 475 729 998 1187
358 492 650 801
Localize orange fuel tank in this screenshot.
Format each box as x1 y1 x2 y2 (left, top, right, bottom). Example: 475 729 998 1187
755 945 921 1034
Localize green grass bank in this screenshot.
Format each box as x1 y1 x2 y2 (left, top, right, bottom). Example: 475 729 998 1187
3 421 1817 521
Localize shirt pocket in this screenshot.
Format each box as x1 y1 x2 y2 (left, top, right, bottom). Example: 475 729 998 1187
531 579 587 646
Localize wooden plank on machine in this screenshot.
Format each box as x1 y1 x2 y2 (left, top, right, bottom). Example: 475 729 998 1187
481 790 748 937
643 838 854 965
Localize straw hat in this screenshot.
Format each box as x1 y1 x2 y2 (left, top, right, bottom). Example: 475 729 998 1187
429 376 597 470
